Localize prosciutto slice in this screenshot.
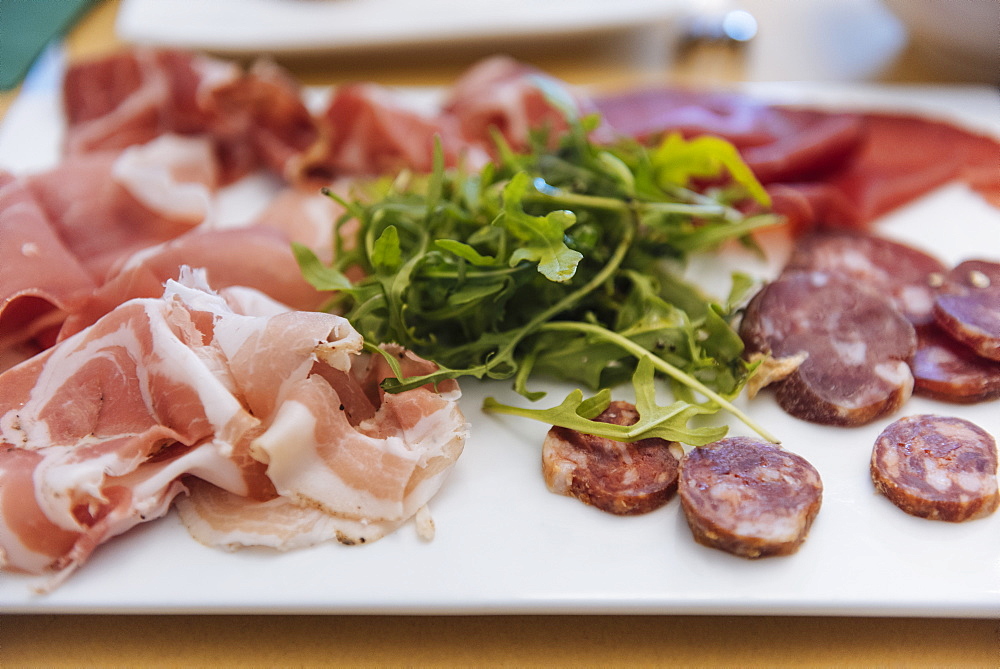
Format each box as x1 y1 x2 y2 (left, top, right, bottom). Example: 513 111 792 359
57 226 328 340
0 271 466 588
63 48 321 184
24 135 217 280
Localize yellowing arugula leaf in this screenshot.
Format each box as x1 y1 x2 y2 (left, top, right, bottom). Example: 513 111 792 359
498 173 583 282
651 132 771 206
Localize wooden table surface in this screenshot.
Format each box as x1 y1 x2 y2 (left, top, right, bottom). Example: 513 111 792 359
2 1 998 666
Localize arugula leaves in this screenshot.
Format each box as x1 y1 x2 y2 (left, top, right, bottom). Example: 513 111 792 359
296 113 779 444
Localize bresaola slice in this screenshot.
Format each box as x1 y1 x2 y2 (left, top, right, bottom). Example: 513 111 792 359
740 270 916 426
871 415 998 522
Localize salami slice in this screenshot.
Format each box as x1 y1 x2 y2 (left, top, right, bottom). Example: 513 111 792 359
739 270 916 426
677 437 822 558
911 325 1000 403
541 401 682 515
871 415 999 522
933 260 1000 362
784 230 946 326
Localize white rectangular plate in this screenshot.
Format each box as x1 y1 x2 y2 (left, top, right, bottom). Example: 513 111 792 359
116 0 689 54
1 69 999 616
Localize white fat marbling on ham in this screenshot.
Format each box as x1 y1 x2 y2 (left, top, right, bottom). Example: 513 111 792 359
176 478 400 550
111 135 218 224
0 270 466 587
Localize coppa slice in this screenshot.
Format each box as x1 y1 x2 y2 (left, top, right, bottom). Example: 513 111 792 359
739 270 916 426
677 437 823 558
871 414 998 522
934 260 1000 362
541 401 682 515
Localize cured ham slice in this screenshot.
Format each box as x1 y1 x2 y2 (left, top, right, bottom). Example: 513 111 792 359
58 226 328 339
0 271 466 588
63 48 241 156
175 478 404 551
63 48 321 184
24 135 217 280
299 83 474 182
442 55 599 152
0 174 97 359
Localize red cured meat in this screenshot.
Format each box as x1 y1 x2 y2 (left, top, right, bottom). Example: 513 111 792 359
541 401 682 515
871 414 998 522
739 270 916 426
933 260 1000 362
300 83 475 182
594 88 1000 233
678 437 823 558
0 175 97 357
24 137 216 280
443 55 608 152
62 49 321 184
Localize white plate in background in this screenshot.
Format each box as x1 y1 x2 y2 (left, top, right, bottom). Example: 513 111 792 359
116 0 690 54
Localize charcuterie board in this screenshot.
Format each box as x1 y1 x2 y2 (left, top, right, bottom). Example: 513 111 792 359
1 67 998 616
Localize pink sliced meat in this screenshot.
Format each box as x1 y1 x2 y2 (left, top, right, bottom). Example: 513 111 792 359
24 136 216 280
63 48 321 184
443 55 606 152
933 260 1000 362
0 175 98 359
784 230 947 326
0 272 466 587
677 437 822 558
175 477 403 551
541 401 682 515
300 83 475 182
871 414 998 522
740 270 916 426
57 226 328 340
911 325 1000 403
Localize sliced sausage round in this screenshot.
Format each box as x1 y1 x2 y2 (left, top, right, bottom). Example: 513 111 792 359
785 230 946 326
740 270 916 426
911 325 1000 403
933 260 1000 362
677 437 822 558
871 414 999 522
541 401 681 515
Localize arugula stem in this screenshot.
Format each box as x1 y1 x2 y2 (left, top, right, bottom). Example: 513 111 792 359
523 190 730 220
483 212 637 367
537 320 779 444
